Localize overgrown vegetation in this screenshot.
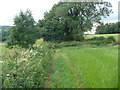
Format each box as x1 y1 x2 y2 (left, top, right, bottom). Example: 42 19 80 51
2 42 53 88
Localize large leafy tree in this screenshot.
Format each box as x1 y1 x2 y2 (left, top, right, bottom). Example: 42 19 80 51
7 10 39 48
38 2 112 41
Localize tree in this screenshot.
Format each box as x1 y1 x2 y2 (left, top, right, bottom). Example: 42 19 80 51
96 22 120 34
38 2 112 41
7 10 39 48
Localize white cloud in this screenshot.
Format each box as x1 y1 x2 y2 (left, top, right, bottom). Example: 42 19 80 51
0 0 60 25
0 0 118 25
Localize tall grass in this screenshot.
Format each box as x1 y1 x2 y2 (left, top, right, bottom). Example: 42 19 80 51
51 46 118 88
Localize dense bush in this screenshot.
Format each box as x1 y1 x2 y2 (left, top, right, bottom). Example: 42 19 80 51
2 42 52 88
105 36 116 43
86 36 105 41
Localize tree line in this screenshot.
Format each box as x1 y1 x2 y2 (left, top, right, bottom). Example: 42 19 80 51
6 2 114 48
95 22 120 34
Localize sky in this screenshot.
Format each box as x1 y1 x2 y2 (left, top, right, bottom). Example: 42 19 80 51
0 0 119 26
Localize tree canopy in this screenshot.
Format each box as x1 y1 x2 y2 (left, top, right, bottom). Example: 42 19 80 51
37 2 112 41
7 10 39 48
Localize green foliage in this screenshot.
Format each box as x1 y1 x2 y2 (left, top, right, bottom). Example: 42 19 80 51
47 36 117 48
96 22 120 34
87 36 105 41
37 2 112 41
86 36 116 45
2 43 52 88
105 36 116 43
85 36 116 45
6 10 39 48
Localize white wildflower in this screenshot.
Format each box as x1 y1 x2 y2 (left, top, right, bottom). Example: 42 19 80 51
0 61 3 63
6 74 10 77
30 50 33 53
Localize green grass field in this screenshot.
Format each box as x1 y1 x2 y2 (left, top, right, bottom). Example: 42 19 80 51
50 46 118 88
84 34 120 41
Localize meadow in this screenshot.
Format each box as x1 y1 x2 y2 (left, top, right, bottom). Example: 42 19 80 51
50 46 118 88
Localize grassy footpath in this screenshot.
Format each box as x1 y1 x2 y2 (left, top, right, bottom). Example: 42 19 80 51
50 46 118 88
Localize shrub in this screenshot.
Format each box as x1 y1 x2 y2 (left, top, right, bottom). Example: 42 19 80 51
106 36 116 43
2 42 52 88
104 36 116 45
96 36 106 41
88 36 105 41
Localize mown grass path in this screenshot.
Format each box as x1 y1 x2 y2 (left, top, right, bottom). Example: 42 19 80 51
50 46 118 88
50 49 83 88
61 53 83 87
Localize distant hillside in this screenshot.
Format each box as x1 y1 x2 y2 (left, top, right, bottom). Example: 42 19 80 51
0 26 12 30
0 26 12 41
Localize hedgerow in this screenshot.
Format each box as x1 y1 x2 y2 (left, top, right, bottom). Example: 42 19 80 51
2 42 52 88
